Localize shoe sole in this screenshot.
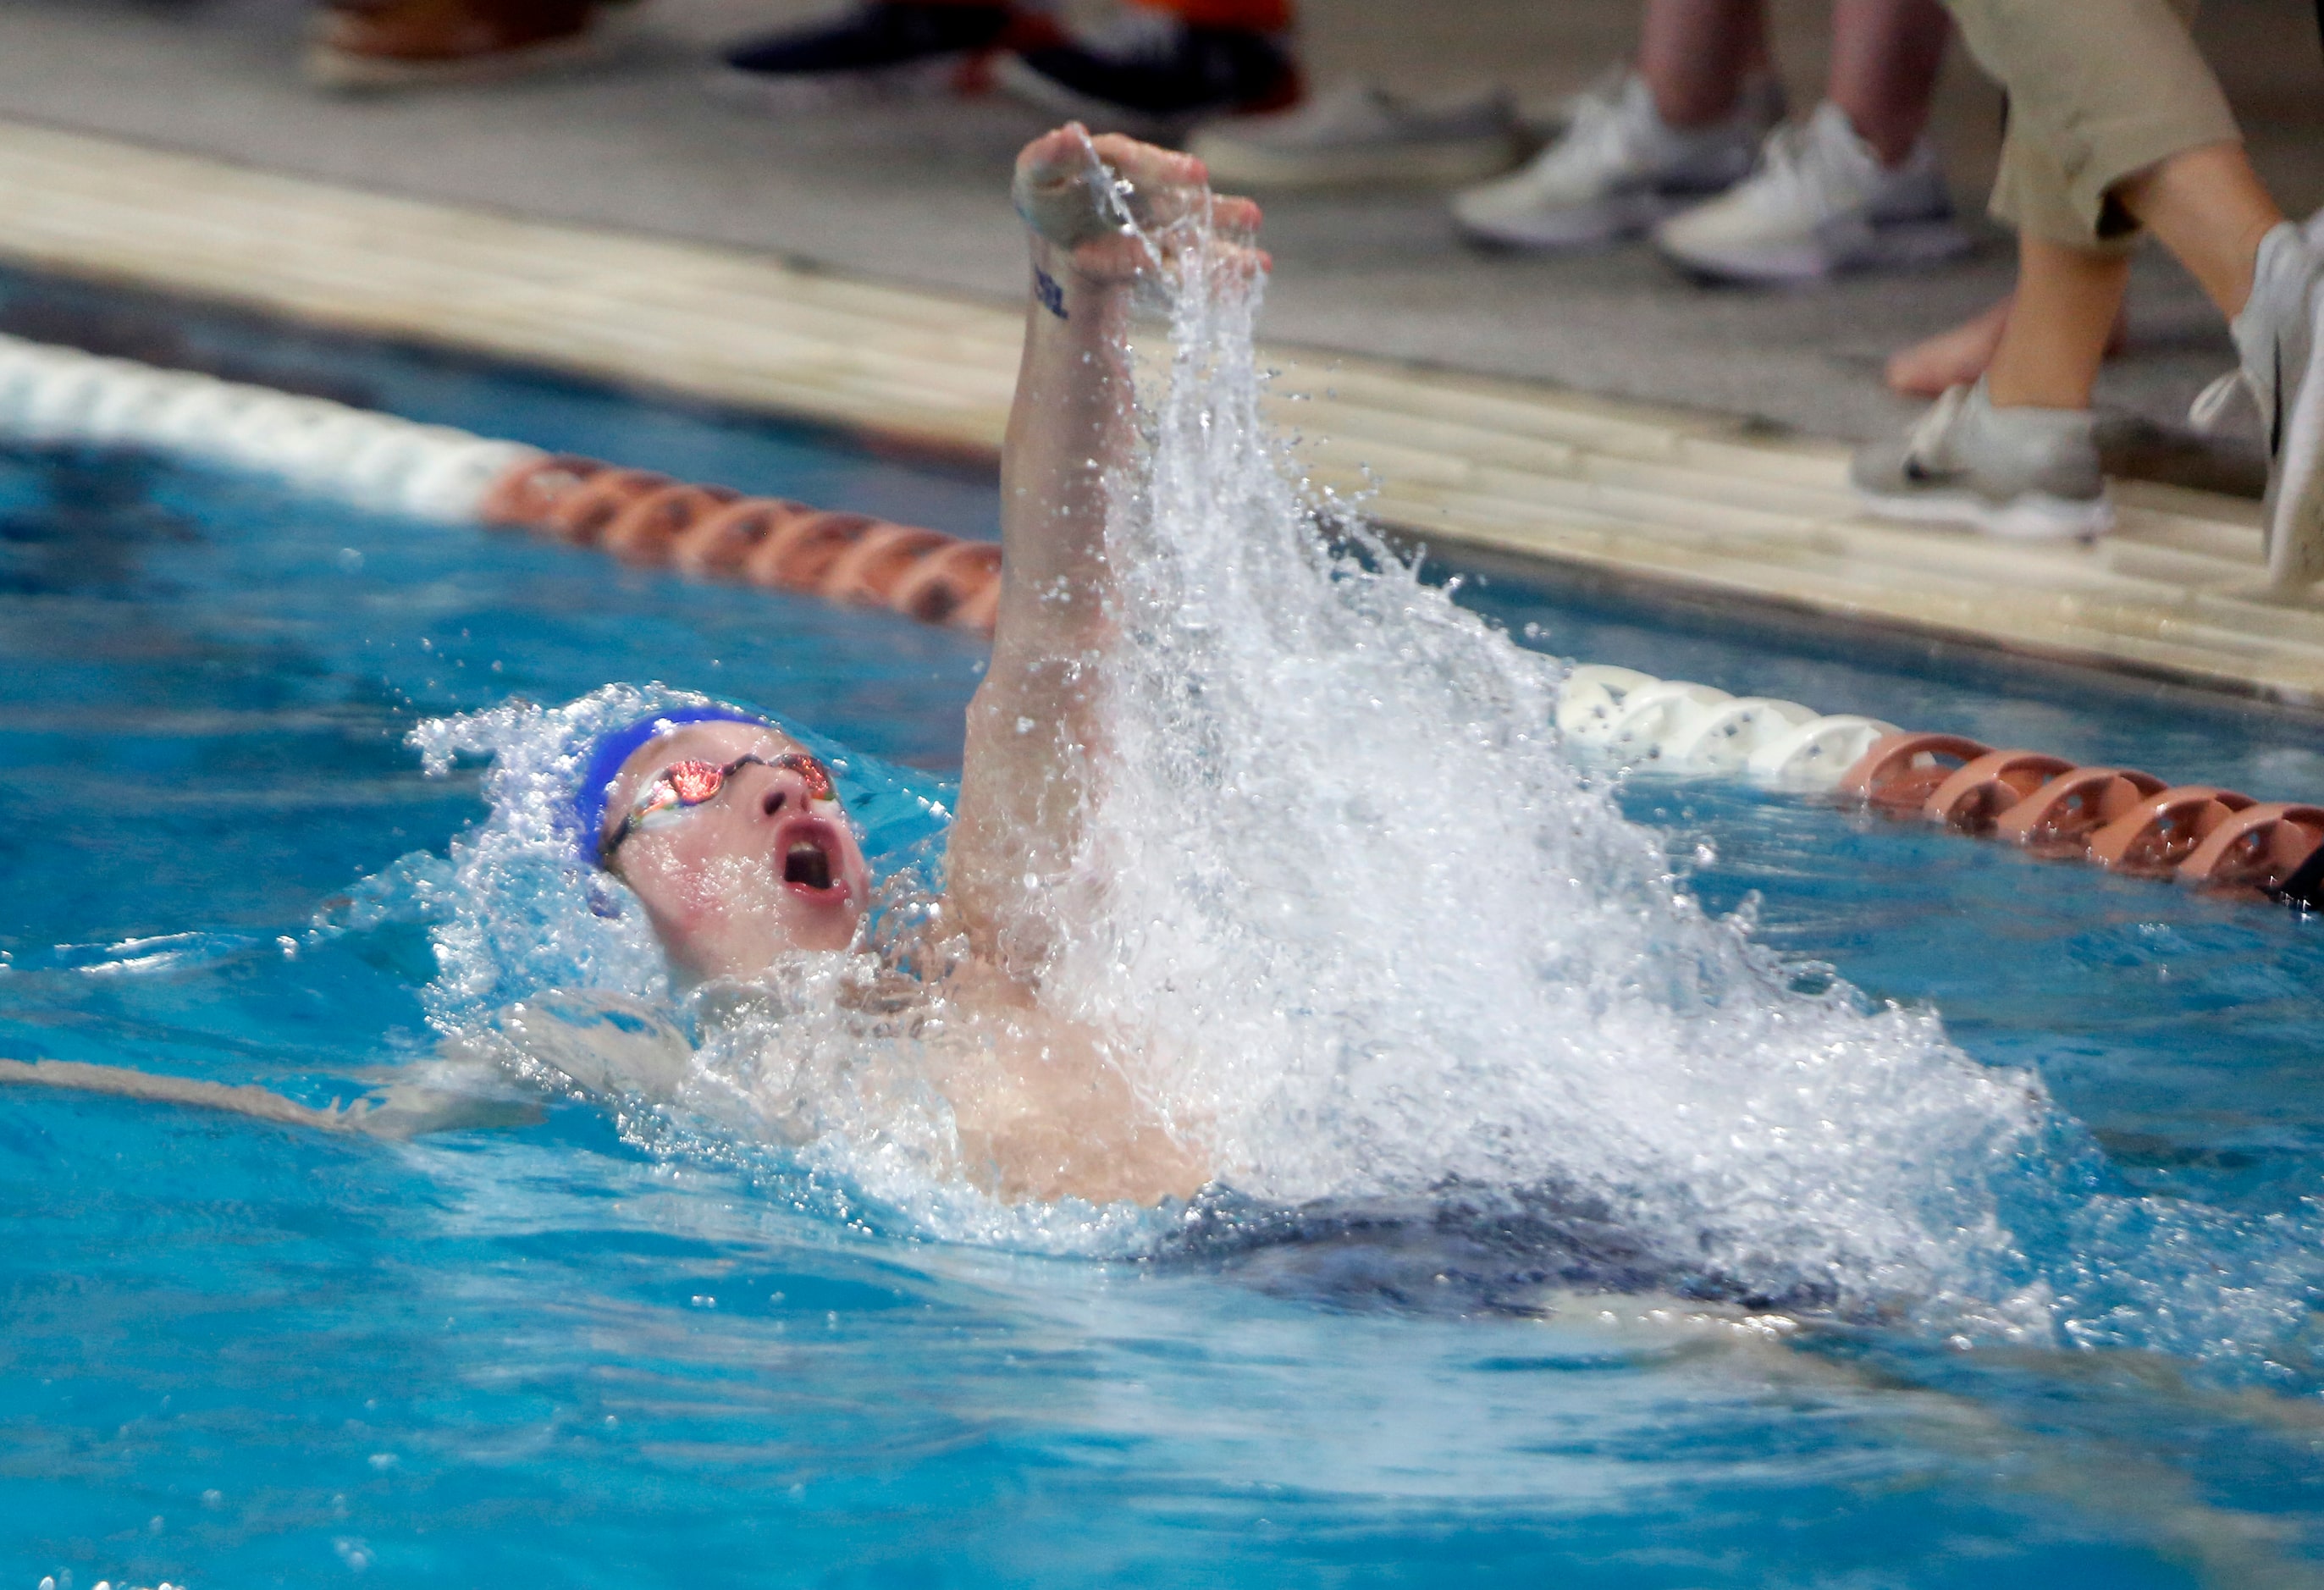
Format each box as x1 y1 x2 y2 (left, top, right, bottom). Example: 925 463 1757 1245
306 22 610 91
991 53 1196 142
1190 132 1524 191
1453 186 1700 253
1855 483 2114 542
2269 290 2324 588
1659 215 1972 286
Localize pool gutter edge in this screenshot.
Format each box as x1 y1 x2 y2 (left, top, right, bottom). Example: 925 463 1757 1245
3 114 2321 706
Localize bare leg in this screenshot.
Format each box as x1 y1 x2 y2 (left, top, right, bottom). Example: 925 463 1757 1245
1638 0 1766 128
2116 141 2282 320
1984 234 2129 411
1979 141 2279 412
1825 0 1949 166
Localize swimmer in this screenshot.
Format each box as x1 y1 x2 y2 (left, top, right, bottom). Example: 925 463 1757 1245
6 127 1250 1208
548 128 1258 1205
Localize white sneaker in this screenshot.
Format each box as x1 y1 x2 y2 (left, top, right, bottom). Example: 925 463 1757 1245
1190 81 1524 190
1449 69 1779 251
1850 379 2112 541
1653 102 1968 284
2188 220 2324 588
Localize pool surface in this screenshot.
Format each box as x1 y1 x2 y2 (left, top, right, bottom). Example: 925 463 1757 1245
4 274 2324 1588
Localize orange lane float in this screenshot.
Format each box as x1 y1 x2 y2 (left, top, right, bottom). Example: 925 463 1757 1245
477 453 1002 633
1838 732 2324 906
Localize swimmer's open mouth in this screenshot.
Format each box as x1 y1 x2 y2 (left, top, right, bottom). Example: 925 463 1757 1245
774 816 848 899
784 840 832 892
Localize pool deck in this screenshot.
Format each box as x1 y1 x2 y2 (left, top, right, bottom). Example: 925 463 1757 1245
4 1 2324 704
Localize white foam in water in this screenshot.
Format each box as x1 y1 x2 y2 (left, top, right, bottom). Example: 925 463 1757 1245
409 687 675 1035
386 189 2318 1367
1024 196 2051 1314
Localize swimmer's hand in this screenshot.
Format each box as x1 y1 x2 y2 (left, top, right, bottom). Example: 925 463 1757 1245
1013 124 1266 289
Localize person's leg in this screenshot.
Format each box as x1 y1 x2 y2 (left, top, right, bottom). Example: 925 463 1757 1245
1450 0 1777 250
1826 0 1949 165
1849 135 2134 540
1851 0 2294 547
1651 0 1966 282
1884 294 2138 398
1878 0 2222 400
1983 235 2129 411
2116 141 2282 319
1926 140 2276 414
1637 0 1764 128
2117 137 2324 585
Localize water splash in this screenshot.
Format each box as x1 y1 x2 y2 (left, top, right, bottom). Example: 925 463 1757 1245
381 191 2321 1369
406 685 681 1036
1007 185 2319 1358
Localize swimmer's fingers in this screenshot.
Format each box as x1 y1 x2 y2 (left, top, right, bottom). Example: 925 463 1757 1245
1216 242 1273 283
1062 232 1161 285
1065 229 1267 290
1084 132 1211 230
1210 194 1262 247
1152 196 1267 282
1016 126 1266 287
1014 124 1134 251
1200 196 1267 279
1167 240 1272 288
1015 126 1217 245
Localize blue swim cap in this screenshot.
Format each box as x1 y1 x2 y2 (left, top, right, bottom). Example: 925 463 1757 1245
571 704 775 864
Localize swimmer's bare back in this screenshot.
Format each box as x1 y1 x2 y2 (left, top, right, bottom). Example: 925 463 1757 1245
0 1056 538 1140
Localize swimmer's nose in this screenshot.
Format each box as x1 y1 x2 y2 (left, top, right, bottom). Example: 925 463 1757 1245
753 761 833 820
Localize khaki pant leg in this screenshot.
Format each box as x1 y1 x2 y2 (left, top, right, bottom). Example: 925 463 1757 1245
1944 0 2237 251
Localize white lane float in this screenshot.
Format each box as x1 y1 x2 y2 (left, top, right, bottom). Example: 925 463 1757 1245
0 331 538 522
1554 665 1898 792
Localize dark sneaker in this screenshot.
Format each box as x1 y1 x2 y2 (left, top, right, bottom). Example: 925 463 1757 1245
995 12 1300 141
1851 378 2113 540
2189 219 2324 588
715 3 1058 108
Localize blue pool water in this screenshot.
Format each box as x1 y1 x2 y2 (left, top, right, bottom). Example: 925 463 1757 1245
5 274 2324 1588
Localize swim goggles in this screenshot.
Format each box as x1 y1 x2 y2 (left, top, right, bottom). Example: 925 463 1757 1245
599 751 836 861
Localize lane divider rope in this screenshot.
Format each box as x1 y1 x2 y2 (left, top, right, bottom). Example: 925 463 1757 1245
477 455 1001 632
0 332 1002 631
1558 665 2324 907
3 332 2316 907
0 331 533 522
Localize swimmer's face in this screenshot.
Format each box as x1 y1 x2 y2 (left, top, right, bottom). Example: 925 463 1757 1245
599 721 870 980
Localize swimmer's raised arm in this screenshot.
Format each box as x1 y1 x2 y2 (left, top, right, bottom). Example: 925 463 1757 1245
949 127 1261 974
